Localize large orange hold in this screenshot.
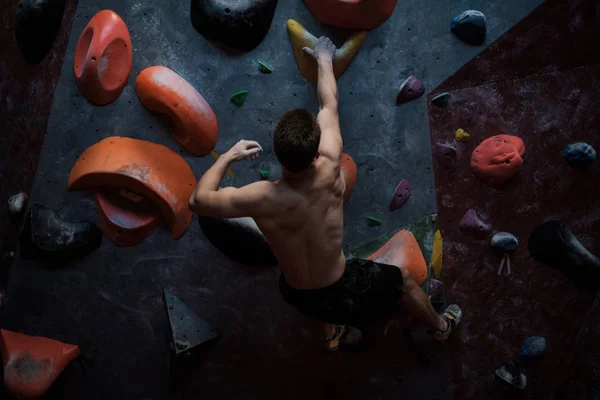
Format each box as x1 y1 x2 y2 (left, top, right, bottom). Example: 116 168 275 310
471 134 526 185
341 153 357 202
367 230 428 285
67 137 196 239
0 329 79 399
136 66 218 157
74 10 132 105
302 0 398 30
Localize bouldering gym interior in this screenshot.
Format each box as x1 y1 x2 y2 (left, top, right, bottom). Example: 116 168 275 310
1 0 599 398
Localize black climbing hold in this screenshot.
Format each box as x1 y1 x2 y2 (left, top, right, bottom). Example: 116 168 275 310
431 92 450 108
528 220 600 293
258 61 273 74
520 336 546 359
19 203 102 262
434 143 457 169
230 90 248 107
259 170 270 180
190 0 278 52
15 0 66 64
198 216 277 267
366 216 383 227
564 142 596 167
495 361 527 390
451 10 486 46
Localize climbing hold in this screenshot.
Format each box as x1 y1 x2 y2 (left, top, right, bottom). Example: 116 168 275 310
302 0 397 30
190 0 278 52
429 278 444 302
230 90 248 107
451 10 487 46
520 336 546 359
287 19 367 84
74 10 132 105
495 361 527 390
198 216 277 267
431 92 451 108
67 137 196 239
396 75 425 104
431 229 442 279
528 220 600 293
341 153 357 202
136 66 218 157
389 179 411 211
20 203 102 262
564 142 596 166
8 192 29 215
15 0 66 64
471 134 526 185
258 61 273 74
435 143 457 169
455 128 471 142
459 209 492 238
490 232 518 252
259 170 270 180
366 216 383 227
0 329 79 399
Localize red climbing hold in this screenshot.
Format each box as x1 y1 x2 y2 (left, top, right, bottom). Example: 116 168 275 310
341 153 357 202
302 0 398 30
471 134 525 185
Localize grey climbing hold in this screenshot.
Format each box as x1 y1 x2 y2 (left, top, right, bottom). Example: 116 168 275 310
564 142 596 166
8 192 28 215
396 75 425 104
520 336 546 359
389 179 411 211
15 0 66 63
435 143 457 169
459 209 492 238
495 361 527 390
490 232 518 252
431 92 451 108
451 10 486 46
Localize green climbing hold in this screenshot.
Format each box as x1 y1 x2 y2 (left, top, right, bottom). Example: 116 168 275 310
258 61 273 74
259 170 270 180
183 351 191 357
168 304 174 310
366 216 383 227
230 90 248 107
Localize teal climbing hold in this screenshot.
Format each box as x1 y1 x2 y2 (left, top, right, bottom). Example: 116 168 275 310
258 61 273 74
259 170 270 180
366 216 383 227
230 90 248 107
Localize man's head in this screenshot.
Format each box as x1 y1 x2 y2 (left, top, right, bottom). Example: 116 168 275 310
274 108 321 174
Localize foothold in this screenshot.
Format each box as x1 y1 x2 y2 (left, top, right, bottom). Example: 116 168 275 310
20 204 102 262
520 336 546 359
259 170 270 180
490 232 518 252
190 0 278 52
341 153 357 202
302 0 397 30
287 19 367 84
455 128 471 142
396 75 425 104
198 216 277 267
389 179 411 211
74 10 132 105
67 137 197 239
435 143 457 169
431 92 450 108
495 362 527 390
459 209 492 238
258 61 273 74
429 278 444 302
8 192 29 215
136 66 219 157
451 10 487 46
366 216 383 227
564 142 596 166
230 90 248 107
15 0 66 64
431 229 442 279
0 329 80 399
528 220 600 293
471 134 526 185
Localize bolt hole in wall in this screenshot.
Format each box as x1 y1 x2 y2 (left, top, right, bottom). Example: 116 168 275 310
224 7 231 14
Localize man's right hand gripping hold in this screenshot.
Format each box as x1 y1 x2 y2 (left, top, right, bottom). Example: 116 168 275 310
189 36 462 352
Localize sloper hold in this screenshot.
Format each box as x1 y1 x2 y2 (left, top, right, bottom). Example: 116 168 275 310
287 19 368 84
528 220 600 293
451 10 487 46
341 153 357 202
190 0 278 52
74 10 132 105
230 90 248 107
20 203 102 262
67 137 196 239
396 75 425 104
1 329 79 399
435 143 457 169
136 66 218 157
198 216 277 267
302 0 397 30
564 142 596 166
471 134 526 185
459 209 492 237
15 0 66 64
520 336 546 359
490 232 518 252
431 92 450 107
389 179 411 211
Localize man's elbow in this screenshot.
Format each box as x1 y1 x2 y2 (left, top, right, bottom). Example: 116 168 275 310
189 192 208 214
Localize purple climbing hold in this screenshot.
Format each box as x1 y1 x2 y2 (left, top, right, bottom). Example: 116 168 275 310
396 75 425 104
389 179 411 211
435 143 457 169
429 279 444 302
459 209 492 237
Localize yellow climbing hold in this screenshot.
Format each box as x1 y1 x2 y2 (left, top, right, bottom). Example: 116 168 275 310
455 128 471 142
287 19 367 84
432 229 443 279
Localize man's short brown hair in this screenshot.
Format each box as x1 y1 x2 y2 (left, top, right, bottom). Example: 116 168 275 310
274 108 321 173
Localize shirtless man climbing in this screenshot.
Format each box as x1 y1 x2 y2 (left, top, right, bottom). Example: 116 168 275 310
189 36 461 350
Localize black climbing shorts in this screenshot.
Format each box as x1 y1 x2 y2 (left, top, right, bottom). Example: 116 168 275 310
279 259 404 330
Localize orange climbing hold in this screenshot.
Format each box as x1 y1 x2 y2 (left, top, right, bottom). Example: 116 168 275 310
1 329 79 399
67 137 196 239
341 153 357 202
471 134 526 185
302 0 398 30
74 10 132 105
136 66 218 157
367 230 428 285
